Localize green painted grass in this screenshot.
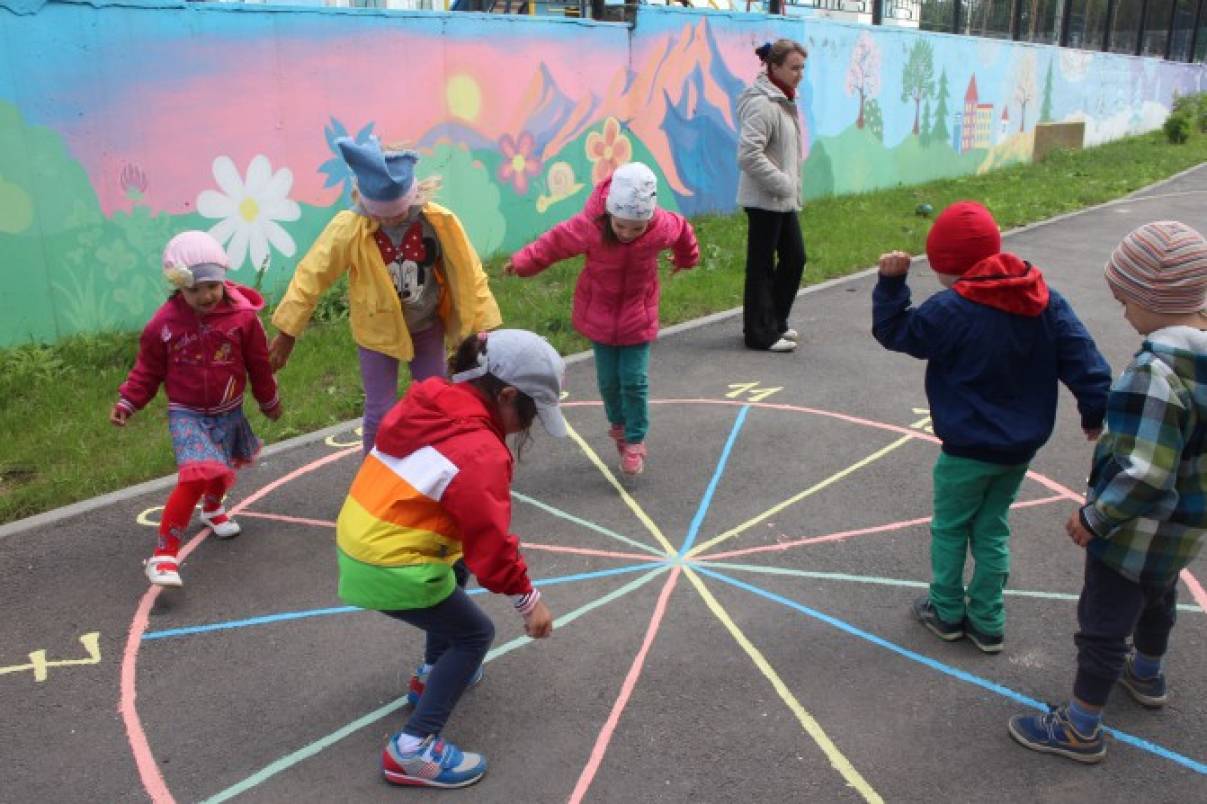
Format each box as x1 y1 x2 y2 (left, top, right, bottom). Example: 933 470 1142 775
2 130 1205 523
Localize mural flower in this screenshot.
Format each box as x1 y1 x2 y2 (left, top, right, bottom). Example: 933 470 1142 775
120 164 147 202
320 117 376 204
497 132 542 195
585 117 632 184
197 155 300 271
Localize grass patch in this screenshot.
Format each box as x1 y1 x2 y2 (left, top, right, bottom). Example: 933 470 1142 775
2 130 1205 523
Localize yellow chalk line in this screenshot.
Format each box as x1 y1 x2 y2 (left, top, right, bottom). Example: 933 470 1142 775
565 422 677 557
684 568 884 803
687 434 916 558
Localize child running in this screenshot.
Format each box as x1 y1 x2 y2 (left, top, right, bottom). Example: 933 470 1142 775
112 231 281 587
1009 221 1207 763
270 136 500 453
336 329 563 788
504 162 699 475
873 201 1111 652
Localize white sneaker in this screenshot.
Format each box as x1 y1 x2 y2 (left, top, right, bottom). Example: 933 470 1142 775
200 507 241 539
768 338 797 352
781 328 799 341
145 554 182 587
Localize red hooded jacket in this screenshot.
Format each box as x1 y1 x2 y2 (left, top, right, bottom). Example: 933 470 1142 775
118 282 279 416
510 176 699 345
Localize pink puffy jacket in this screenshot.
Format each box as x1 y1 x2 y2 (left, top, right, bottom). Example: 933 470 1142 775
510 177 699 346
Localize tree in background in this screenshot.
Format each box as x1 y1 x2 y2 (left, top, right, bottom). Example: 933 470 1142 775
1039 58 1054 124
864 99 885 142
930 68 951 146
846 31 882 130
920 99 933 146
1014 52 1038 133
901 39 935 136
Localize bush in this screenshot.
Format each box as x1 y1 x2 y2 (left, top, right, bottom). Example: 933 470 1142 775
1164 111 1191 144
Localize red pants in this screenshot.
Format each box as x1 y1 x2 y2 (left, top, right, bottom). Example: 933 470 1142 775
157 477 229 555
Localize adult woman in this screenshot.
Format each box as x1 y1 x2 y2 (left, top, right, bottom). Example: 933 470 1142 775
736 39 807 353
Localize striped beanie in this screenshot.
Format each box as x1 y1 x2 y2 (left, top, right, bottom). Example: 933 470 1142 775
1104 221 1207 314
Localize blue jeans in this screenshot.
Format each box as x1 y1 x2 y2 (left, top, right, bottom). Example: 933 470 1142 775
593 341 651 444
382 564 495 738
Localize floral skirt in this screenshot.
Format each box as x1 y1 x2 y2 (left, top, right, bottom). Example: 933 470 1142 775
168 408 262 486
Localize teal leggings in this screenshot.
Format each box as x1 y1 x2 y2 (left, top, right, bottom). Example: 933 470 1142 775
592 342 651 444
929 452 1028 636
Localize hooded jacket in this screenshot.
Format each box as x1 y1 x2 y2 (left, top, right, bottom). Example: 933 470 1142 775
736 73 803 212
1082 326 1207 583
271 204 502 361
510 176 699 346
873 253 1112 465
336 377 536 611
118 282 279 417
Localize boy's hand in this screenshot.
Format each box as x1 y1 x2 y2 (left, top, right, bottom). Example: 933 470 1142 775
268 333 295 373
877 251 912 277
1065 510 1094 548
522 600 554 639
1082 426 1102 441
502 259 517 276
109 404 130 427
264 403 283 422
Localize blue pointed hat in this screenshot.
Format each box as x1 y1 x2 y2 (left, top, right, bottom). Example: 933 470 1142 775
338 136 420 218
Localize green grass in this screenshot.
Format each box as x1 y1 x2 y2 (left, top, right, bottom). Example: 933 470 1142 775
2 130 1206 523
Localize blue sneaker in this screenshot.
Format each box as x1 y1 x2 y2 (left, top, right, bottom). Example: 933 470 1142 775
1008 704 1106 764
406 662 485 707
1119 653 1168 708
382 734 487 788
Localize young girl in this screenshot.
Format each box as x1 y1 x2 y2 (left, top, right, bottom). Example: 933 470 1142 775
504 161 698 475
270 136 501 453
111 231 282 588
336 329 563 788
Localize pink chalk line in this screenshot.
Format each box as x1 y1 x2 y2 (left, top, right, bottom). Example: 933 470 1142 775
697 495 1067 562
233 510 656 563
568 565 682 804
120 447 359 804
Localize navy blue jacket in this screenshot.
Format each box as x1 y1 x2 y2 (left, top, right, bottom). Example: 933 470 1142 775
873 268 1111 465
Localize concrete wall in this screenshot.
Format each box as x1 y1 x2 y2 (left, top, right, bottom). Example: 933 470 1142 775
1 1 1203 344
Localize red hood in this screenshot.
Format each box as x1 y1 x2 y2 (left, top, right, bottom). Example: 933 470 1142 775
953 253 1050 317
584 176 612 218
375 378 505 456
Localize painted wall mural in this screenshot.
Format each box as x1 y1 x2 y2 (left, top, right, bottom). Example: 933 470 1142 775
0 2 1203 346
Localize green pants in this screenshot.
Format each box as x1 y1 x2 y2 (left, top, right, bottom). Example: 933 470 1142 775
592 342 651 444
929 452 1028 636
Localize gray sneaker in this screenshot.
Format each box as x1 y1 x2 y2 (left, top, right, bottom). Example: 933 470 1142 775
912 595 964 641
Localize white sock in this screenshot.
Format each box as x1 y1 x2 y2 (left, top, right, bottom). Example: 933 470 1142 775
394 732 426 755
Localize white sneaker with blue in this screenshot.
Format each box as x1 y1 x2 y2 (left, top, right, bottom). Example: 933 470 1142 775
382 734 487 788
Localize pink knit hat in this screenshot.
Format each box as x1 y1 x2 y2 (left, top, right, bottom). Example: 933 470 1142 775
1105 221 1207 314
162 230 229 289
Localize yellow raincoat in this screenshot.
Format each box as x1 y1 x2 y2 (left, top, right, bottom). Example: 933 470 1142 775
272 205 502 360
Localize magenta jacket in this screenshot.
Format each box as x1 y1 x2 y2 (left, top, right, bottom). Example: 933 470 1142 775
510 177 699 345
118 282 280 417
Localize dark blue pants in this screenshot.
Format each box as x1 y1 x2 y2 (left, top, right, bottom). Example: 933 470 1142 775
383 563 495 737
742 207 806 349
1073 553 1178 706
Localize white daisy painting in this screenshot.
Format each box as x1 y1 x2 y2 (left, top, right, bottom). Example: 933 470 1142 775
197 155 301 271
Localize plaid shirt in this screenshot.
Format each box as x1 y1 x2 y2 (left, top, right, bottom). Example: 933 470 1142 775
1082 326 1207 583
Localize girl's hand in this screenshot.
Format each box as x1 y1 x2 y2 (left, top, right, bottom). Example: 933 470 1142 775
264 403 283 422
502 259 516 276
109 404 130 427
877 251 912 277
523 600 554 639
1065 509 1094 548
268 333 295 373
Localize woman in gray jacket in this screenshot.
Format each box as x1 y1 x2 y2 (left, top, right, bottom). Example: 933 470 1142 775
736 39 807 353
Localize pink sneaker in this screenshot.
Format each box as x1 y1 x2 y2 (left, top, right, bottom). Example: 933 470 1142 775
620 442 646 475
608 423 626 456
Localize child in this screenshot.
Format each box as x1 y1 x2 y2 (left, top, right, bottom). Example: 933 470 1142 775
269 136 501 453
504 162 698 475
872 201 1111 652
336 329 562 788
1009 221 1207 764
111 231 282 587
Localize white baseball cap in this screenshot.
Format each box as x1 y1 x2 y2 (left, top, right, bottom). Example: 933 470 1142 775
451 329 567 437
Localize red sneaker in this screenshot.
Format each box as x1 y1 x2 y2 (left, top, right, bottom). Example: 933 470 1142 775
620 442 646 475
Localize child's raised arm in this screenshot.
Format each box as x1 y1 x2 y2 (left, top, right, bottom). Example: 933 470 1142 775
507 214 596 277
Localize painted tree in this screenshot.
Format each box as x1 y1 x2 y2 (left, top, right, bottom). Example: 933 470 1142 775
864 99 884 142
920 99 933 146
900 39 935 136
845 31 882 130
929 68 950 146
1013 52 1038 133
1039 58 1054 123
